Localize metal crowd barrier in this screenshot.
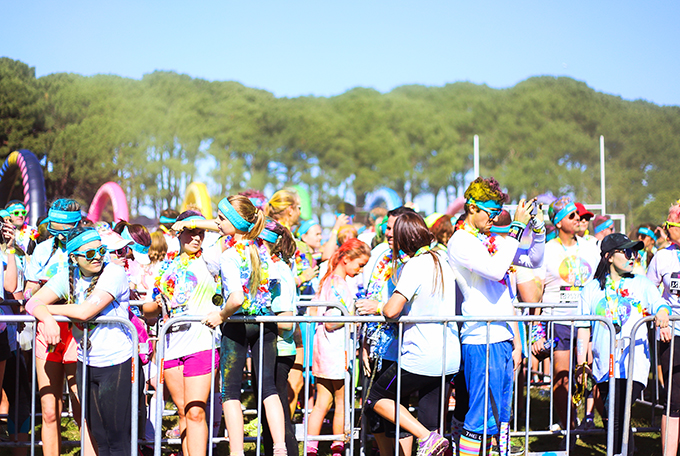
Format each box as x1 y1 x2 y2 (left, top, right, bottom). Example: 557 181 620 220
150 312 615 456
0 314 139 456
622 315 680 456
0 310 626 456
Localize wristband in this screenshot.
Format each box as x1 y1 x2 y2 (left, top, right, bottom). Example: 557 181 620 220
5 248 15 255
530 322 546 344
376 301 383 315
531 219 545 234
331 229 338 236
190 221 197 230
25 297 47 316
508 221 526 240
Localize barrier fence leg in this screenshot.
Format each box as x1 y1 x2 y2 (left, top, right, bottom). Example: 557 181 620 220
256 322 264 456
80 328 88 456
208 331 216 456
30 324 37 456
394 322 403 456
663 321 676 456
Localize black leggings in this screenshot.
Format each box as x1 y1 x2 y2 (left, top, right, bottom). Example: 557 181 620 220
262 355 299 456
597 379 644 456
661 338 680 417
366 362 452 432
77 358 133 456
220 321 279 401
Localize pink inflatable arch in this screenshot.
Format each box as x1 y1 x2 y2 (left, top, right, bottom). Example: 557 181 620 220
88 182 129 223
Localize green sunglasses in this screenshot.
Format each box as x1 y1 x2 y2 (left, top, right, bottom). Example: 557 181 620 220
10 209 27 217
72 245 107 261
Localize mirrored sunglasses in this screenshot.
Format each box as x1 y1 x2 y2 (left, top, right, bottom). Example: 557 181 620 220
72 245 107 261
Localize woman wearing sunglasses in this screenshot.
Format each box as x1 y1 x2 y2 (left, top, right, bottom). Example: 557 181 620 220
647 200 680 455
4 200 38 255
576 233 670 455
532 196 601 435
23 199 88 456
143 210 221 456
25 227 135 456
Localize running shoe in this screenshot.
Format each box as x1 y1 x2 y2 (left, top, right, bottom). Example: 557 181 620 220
416 431 449 456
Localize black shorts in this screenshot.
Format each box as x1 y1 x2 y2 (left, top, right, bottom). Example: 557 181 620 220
0 331 11 362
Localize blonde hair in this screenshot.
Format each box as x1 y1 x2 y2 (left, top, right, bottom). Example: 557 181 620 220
149 231 168 263
228 195 266 295
265 188 299 221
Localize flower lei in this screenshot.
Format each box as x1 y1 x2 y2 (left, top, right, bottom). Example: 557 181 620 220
604 275 648 333
226 238 272 316
153 250 203 314
363 247 407 370
461 222 515 280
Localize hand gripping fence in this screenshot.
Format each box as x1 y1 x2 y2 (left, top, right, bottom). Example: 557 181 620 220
0 313 139 456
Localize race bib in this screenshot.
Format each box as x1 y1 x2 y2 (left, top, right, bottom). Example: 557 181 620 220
670 272 680 297
559 285 582 306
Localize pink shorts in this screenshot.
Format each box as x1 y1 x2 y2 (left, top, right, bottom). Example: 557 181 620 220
35 322 78 364
163 349 219 377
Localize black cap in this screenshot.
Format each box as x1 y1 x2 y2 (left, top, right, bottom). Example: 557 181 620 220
600 233 644 256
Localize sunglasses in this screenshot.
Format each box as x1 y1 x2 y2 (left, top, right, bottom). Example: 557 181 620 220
10 209 27 217
567 211 579 221
72 245 107 261
476 205 502 220
111 246 130 257
614 249 638 260
666 221 680 228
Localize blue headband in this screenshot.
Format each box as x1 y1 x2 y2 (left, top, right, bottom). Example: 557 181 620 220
594 219 614 234
66 229 101 255
297 219 319 236
48 208 82 225
467 198 503 211
181 215 205 223
638 227 657 241
121 226 150 254
6 203 25 213
218 197 255 232
159 216 176 224
552 202 577 225
259 228 279 244
490 225 511 234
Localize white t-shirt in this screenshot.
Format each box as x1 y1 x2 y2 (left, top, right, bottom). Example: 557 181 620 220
647 245 680 336
577 275 670 385
394 253 460 376
448 229 519 345
271 260 297 357
45 263 133 367
25 238 69 283
539 237 601 318
156 255 220 360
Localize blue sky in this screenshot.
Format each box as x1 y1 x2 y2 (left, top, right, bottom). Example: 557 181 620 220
4 0 679 106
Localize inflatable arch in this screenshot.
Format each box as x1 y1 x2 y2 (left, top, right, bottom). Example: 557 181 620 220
363 187 402 211
0 149 47 226
292 185 312 221
445 196 466 216
88 182 130 223
181 182 213 219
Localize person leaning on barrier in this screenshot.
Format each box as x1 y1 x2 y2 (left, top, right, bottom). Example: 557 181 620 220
448 177 542 456
356 205 417 456
202 196 289 456
23 199 89 456
576 232 671 455
26 227 136 456
647 199 680 456
361 212 461 456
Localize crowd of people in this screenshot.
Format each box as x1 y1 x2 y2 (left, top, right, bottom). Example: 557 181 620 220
0 179 677 456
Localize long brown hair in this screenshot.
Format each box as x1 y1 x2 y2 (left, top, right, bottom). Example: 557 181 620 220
392 212 444 296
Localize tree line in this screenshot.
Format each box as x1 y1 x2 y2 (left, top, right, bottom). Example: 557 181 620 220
1 57 679 226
